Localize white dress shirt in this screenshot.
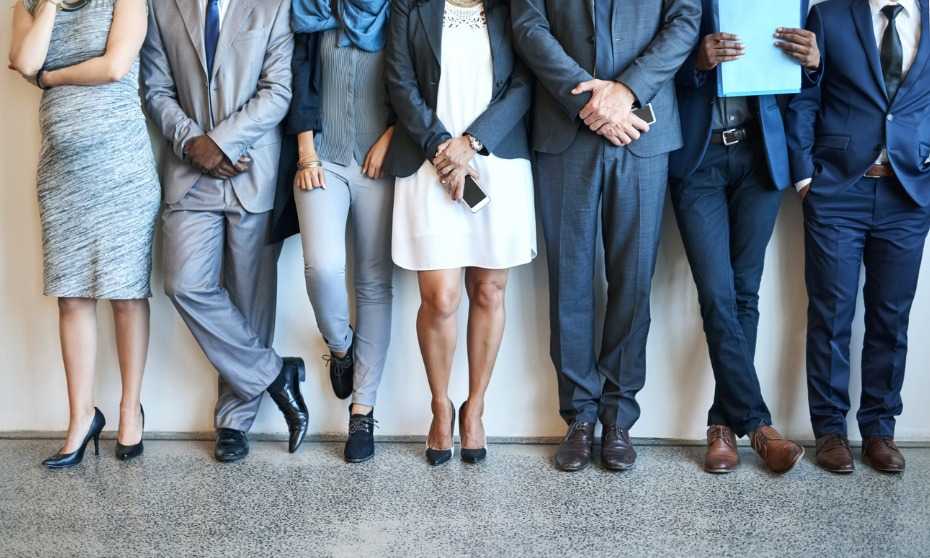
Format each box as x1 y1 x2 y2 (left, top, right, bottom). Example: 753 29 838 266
796 0 925 191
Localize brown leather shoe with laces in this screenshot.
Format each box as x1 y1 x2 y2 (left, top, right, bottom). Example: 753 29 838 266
554 421 595 472
750 425 804 474
704 425 739 474
815 434 854 474
863 437 905 473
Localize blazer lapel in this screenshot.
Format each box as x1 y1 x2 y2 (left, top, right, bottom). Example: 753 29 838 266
892 2 930 104
176 0 208 79
418 0 445 65
851 0 889 100
210 1 256 81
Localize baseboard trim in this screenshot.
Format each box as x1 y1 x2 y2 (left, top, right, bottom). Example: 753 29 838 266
2 431 929 448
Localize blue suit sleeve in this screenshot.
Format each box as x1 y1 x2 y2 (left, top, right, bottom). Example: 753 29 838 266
786 3 824 183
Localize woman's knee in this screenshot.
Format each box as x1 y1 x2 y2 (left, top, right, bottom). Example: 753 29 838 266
58 297 95 315
466 274 507 311
111 299 147 316
421 284 461 319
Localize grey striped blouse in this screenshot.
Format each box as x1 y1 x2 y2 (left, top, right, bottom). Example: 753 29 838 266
315 29 394 166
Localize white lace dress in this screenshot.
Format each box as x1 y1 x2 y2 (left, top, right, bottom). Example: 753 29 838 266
391 3 537 271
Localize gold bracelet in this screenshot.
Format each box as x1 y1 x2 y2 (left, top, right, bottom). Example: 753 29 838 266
297 160 323 170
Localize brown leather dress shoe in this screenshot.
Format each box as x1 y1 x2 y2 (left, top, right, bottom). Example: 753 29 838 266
554 421 595 472
750 425 804 474
601 425 636 471
862 437 906 473
815 434 854 474
704 425 739 474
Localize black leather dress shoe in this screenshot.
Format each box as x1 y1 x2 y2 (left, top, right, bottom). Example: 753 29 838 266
266 357 310 453
344 408 377 463
215 428 249 463
554 421 595 472
601 425 636 471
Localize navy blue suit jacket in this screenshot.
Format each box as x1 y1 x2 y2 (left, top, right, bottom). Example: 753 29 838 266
670 0 812 189
787 0 930 207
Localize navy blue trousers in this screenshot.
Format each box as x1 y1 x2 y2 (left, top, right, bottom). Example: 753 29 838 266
670 139 782 436
536 130 668 429
804 176 930 438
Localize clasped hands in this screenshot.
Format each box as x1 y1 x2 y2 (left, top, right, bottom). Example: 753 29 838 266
185 135 251 179
433 136 478 201
572 80 649 147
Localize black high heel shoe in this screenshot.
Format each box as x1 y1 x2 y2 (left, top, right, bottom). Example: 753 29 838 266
115 405 145 461
426 400 456 466
459 400 487 464
42 407 106 469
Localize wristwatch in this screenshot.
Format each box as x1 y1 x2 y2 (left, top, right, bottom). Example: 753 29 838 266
464 133 484 153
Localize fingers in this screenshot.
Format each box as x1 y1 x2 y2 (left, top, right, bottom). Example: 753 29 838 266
629 114 650 133
571 79 600 95
579 99 598 121
312 168 326 189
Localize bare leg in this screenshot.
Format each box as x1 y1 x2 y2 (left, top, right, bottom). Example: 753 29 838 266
416 269 463 450
111 299 150 445
462 268 509 450
58 297 98 453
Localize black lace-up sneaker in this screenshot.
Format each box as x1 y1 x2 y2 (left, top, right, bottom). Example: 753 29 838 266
323 339 354 400
344 408 377 463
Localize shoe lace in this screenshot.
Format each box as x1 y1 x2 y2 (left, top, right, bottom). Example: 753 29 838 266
349 416 378 435
322 353 351 375
708 426 734 447
567 421 592 440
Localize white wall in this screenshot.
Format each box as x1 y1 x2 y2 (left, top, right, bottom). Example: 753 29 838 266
2 7 928 442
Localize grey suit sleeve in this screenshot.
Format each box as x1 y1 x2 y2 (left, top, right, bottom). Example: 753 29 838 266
511 0 593 119
208 0 294 163
386 0 452 159
140 1 204 160
615 0 702 105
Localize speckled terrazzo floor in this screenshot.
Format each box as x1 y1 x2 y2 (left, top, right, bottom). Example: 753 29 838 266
1 440 928 558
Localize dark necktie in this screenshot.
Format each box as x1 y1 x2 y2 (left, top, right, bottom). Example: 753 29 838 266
205 0 220 78
880 4 905 100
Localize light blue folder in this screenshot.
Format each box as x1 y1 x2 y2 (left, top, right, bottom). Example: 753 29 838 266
716 0 802 97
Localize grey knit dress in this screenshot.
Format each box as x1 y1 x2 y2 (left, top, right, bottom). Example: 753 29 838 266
27 0 161 299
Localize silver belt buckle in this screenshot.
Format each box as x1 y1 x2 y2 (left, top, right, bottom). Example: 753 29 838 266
722 128 741 146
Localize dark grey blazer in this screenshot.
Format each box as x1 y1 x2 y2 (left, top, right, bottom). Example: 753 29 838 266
384 0 533 178
511 0 701 157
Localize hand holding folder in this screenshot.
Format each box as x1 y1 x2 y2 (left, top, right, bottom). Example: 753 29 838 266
715 0 809 97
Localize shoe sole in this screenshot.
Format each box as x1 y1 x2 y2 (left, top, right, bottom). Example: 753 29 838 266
345 454 374 464
215 453 248 464
862 454 905 473
704 467 736 474
555 460 590 472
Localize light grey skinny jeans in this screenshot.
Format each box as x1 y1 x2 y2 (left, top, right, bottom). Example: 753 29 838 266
293 160 394 407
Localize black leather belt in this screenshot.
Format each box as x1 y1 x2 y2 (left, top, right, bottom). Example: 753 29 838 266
710 126 753 146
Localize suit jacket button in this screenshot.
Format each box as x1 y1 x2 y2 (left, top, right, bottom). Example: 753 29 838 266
887 114 894 121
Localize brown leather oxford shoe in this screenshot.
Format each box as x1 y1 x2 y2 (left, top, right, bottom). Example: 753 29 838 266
601 425 636 471
863 437 906 473
815 434 855 474
554 421 595 472
750 425 804 474
704 425 739 474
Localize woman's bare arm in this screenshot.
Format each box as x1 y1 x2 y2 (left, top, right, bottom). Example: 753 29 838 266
8 0 58 78
41 0 148 87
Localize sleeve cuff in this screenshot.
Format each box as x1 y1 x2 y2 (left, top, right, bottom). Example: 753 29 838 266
795 178 812 192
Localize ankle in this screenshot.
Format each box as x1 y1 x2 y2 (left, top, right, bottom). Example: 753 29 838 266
68 406 95 424
351 404 373 416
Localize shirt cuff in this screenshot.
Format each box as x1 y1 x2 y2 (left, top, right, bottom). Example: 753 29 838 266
795 178 812 192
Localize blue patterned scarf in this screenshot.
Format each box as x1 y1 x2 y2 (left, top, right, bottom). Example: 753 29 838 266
292 0 391 52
